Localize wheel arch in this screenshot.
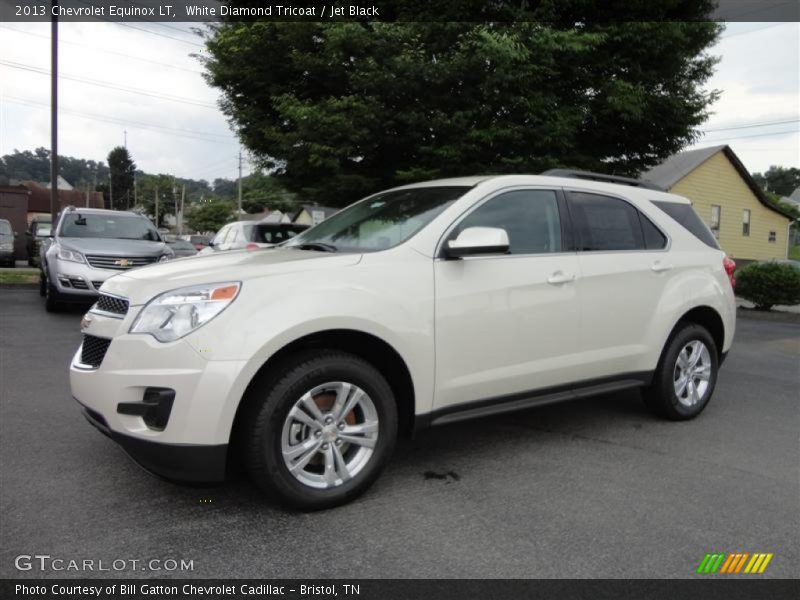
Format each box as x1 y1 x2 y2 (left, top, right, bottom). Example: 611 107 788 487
667 305 726 360
229 329 417 451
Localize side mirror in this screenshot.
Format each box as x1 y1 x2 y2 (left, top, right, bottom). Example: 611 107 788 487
445 226 510 258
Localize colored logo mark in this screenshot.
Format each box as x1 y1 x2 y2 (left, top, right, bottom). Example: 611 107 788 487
696 553 773 574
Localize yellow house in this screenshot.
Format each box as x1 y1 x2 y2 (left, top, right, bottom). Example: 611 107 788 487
643 145 793 263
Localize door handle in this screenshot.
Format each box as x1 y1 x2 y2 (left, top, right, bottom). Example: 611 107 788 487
547 271 576 285
651 261 673 273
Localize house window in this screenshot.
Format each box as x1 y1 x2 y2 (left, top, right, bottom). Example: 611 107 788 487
769 230 777 243
742 209 750 236
710 205 721 240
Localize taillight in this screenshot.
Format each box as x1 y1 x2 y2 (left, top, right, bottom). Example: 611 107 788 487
723 256 736 289
245 243 259 250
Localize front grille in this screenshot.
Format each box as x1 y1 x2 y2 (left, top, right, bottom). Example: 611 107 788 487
95 293 129 315
80 335 111 368
85 255 158 270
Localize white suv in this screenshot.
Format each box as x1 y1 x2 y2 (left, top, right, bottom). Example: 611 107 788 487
71 172 736 509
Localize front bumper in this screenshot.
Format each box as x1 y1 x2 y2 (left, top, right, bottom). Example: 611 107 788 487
78 402 227 483
70 312 249 484
49 258 110 297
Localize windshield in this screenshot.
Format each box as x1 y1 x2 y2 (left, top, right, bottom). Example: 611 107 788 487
286 186 469 252
59 213 160 241
0 221 11 235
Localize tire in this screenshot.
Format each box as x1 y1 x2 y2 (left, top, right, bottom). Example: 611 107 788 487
243 350 398 510
39 270 46 297
44 273 62 312
643 323 719 420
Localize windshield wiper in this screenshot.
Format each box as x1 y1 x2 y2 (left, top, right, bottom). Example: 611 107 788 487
292 242 338 253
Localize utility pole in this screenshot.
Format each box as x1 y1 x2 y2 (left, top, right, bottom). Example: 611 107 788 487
123 129 127 148
133 176 137 207
49 1 59 225
108 172 113 210
180 184 186 235
154 187 159 228
237 150 243 217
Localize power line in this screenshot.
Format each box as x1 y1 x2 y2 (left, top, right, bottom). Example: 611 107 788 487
4 96 235 143
696 129 799 144
0 59 218 109
702 118 800 132
0 25 205 75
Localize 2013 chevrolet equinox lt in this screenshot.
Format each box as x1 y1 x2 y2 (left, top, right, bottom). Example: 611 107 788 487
71 173 736 510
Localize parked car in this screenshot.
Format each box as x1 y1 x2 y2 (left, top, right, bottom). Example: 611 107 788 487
0 218 15 267
26 217 52 267
165 238 199 258
188 234 212 251
70 172 736 510
200 221 309 254
41 207 173 312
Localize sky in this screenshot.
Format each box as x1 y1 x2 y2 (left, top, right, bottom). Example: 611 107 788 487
0 21 798 186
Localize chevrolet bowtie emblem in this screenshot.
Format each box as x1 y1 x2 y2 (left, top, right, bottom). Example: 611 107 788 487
114 258 131 267
80 314 92 330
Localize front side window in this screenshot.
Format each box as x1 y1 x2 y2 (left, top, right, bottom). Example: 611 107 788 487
568 192 644 251
451 190 562 254
0 221 11 235
256 225 306 244
286 186 469 253
710 205 721 239
59 213 159 241
742 209 751 236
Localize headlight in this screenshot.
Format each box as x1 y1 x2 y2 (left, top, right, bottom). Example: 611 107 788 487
129 282 241 342
57 247 85 263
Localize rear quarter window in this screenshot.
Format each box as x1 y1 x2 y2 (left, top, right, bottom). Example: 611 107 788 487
651 201 720 250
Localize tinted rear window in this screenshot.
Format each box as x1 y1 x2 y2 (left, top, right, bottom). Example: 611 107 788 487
651 201 719 249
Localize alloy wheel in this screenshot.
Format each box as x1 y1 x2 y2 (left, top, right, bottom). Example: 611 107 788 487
280 381 379 489
673 340 712 407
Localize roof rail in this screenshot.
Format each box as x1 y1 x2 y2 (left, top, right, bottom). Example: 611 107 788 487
540 169 665 191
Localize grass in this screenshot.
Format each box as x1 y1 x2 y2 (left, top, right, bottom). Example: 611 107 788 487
789 245 800 261
0 268 39 285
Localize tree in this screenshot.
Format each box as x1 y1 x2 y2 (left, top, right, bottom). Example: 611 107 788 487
187 199 234 233
135 173 177 227
241 171 296 213
204 5 721 206
752 166 800 198
107 146 136 210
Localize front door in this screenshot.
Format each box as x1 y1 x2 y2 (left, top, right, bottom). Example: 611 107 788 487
434 188 581 412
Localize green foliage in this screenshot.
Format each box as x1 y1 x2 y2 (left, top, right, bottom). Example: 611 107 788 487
186 199 234 233
204 9 721 206
752 166 800 198
736 262 800 311
135 174 177 226
107 146 136 210
0 147 108 188
241 171 297 213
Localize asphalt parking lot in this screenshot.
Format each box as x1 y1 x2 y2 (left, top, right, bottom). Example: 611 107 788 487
1 288 798 579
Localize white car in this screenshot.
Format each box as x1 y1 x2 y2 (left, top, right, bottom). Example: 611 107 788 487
71 172 736 510
199 221 309 254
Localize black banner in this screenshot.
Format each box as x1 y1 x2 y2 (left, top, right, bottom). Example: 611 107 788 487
1 0 799 23
2 579 800 600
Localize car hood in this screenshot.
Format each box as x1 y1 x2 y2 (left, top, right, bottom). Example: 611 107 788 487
59 238 167 256
101 247 362 304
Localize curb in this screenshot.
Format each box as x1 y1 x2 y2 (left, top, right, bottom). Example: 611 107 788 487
0 283 39 290
737 307 800 325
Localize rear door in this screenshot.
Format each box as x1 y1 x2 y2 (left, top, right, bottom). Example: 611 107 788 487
566 190 671 379
434 188 582 412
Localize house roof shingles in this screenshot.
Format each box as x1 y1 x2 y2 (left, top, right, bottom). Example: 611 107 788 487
642 145 795 220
